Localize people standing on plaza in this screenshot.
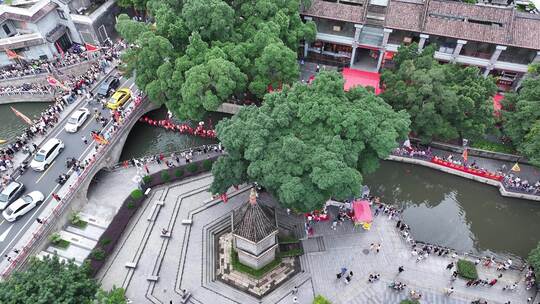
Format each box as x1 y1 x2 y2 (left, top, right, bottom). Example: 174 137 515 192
291 286 298 295
336 267 347 279
398 266 404 274
52 193 61 201
446 262 454 270
82 136 88 145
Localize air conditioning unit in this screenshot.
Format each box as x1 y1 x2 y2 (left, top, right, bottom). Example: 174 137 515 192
333 25 342 32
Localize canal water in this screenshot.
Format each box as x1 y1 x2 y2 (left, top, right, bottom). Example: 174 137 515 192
2 102 539 257
0 102 50 147
119 106 221 160
364 161 540 258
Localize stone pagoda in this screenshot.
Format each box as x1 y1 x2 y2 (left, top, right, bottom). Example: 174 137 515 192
232 188 278 270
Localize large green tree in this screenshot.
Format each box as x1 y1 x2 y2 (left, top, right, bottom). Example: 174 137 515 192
117 0 316 120
501 77 540 165
210 72 410 211
180 58 248 120
381 44 497 142
0 256 99 304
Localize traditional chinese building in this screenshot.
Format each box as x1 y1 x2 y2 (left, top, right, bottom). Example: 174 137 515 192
301 0 540 90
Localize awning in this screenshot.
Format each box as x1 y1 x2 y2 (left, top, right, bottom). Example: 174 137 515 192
352 200 372 224
342 68 382 94
46 24 67 43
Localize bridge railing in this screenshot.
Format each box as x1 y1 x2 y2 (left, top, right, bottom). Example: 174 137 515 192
0 96 148 279
108 143 222 170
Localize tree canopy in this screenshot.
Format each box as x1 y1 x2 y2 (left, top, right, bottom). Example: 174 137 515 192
0 256 99 304
116 0 316 120
210 71 410 211
381 44 497 142
501 77 540 165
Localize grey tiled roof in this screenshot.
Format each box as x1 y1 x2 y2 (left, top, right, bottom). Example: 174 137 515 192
385 0 424 32
233 199 277 243
302 0 365 24
511 13 540 50
423 0 513 45
302 0 540 50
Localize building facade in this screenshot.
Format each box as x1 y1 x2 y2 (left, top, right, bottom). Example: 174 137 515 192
301 0 540 90
0 0 118 66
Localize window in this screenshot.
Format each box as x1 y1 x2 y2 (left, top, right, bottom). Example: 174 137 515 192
57 9 67 20
2 24 11 36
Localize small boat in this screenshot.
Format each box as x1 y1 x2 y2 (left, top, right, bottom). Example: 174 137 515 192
0 139 7 144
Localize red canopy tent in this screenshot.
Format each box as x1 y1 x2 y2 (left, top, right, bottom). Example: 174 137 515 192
342 68 382 94
352 200 373 230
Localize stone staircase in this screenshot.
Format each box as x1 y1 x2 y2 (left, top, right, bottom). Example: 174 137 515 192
35 212 108 265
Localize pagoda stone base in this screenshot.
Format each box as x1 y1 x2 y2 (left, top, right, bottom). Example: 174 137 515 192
217 233 299 298
237 244 278 270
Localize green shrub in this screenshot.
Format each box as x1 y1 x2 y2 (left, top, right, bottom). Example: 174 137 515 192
528 241 540 279
100 238 112 246
313 295 332 304
277 248 304 258
230 249 281 278
457 259 478 280
49 233 70 249
400 300 420 304
69 213 88 229
91 248 106 261
202 159 214 171
161 171 170 182
174 168 184 177
142 175 152 184
130 189 143 200
278 235 299 244
470 139 515 154
186 163 198 173
127 201 135 209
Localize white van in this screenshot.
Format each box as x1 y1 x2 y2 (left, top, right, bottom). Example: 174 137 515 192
30 138 65 171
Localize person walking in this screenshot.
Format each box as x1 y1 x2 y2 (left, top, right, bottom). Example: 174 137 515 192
292 296 298 303
446 262 454 270
52 193 61 202
291 286 298 295
398 266 404 274
82 136 88 145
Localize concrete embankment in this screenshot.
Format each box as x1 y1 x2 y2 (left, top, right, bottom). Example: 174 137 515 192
387 155 540 202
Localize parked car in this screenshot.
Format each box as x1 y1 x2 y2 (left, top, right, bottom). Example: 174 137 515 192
2 191 44 222
0 181 25 210
106 88 131 110
97 76 120 97
30 138 64 171
64 108 90 133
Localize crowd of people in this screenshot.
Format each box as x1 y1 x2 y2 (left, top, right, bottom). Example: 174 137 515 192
0 83 52 95
138 117 217 139
115 143 224 173
503 175 540 194
0 41 126 181
393 144 540 197
0 44 91 80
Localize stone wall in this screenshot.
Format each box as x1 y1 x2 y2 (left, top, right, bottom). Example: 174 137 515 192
0 93 54 104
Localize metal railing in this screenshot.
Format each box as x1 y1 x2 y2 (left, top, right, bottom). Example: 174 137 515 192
109 144 222 170
0 96 148 279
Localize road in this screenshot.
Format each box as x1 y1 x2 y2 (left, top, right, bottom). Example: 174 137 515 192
0 74 136 259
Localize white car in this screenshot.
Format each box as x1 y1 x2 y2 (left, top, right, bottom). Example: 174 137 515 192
30 138 64 171
64 108 90 133
2 191 44 222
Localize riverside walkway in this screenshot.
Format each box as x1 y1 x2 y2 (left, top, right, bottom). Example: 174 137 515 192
93 168 537 303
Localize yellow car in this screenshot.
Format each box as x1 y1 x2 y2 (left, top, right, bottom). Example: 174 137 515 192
106 88 131 110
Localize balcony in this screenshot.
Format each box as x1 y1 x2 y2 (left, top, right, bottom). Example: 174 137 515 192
493 61 529 73
0 32 44 49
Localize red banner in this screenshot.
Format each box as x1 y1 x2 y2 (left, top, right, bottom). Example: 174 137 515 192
431 157 503 181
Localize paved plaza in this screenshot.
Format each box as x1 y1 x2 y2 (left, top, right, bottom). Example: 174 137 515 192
92 169 538 304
